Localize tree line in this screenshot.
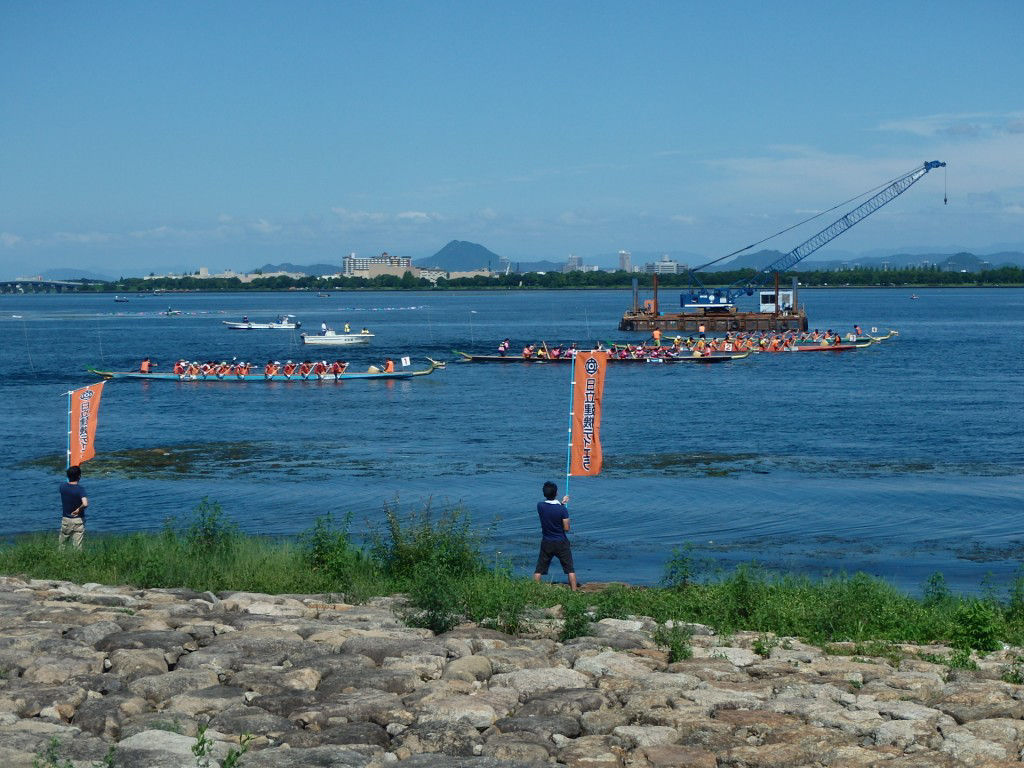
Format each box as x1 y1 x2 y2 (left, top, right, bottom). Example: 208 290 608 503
11 265 1024 293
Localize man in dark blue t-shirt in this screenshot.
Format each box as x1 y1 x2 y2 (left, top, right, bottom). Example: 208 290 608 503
533 481 578 591
59 465 88 550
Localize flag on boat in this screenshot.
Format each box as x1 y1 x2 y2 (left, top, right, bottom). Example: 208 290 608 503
67 381 105 467
569 350 608 476
400 356 411 367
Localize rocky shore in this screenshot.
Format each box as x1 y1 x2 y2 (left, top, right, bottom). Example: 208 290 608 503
2 576 1024 767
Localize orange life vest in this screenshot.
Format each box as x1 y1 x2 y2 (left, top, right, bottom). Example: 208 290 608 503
140 360 151 373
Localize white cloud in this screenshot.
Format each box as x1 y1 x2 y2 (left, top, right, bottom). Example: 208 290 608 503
250 218 280 234
331 207 387 224
670 214 696 225
395 211 437 223
0 232 23 247
878 111 1024 138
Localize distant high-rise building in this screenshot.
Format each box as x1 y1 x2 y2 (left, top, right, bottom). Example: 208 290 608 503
564 254 583 272
343 251 412 277
618 250 631 272
643 254 682 275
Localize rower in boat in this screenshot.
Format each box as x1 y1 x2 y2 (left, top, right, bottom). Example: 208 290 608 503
298 361 313 377
282 361 297 378
235 361 251 377
264 361 279 379
312 360 328 377
330 359 348 375
497 338 510 357
522 345 534 359
383 358 395 373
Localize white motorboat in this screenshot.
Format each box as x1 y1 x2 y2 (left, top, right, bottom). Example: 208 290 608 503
223 315 301 330
301 329 374 346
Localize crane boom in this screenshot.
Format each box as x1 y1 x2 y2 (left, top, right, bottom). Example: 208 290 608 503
726 161 945 300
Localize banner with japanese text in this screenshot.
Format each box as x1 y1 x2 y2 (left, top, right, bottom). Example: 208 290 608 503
67 381 105 467
569 350 608 476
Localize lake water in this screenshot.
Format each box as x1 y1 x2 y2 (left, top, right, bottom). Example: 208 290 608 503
2 287 1022 594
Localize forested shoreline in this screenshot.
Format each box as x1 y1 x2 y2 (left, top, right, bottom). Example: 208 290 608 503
7 265 1024 293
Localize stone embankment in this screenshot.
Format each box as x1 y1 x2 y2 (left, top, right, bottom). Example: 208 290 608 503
2 576 1024 767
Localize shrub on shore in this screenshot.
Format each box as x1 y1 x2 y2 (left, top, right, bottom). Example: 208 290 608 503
3 500 1024 650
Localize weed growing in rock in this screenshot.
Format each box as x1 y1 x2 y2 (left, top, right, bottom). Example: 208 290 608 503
752 634 778 658
662 544 696 589
301 512 365 588
33 737 74 768
192 724 215 767
1002 654 1024 684
371 502 486 581
653 623 693 662
948 648 979 670
222 734 253 768
559 598 591 641
951 599 1002 651
399 564 464 634
184 498 239 554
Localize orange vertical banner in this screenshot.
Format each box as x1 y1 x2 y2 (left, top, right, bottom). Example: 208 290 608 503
569 350 608 476
67 381 105 467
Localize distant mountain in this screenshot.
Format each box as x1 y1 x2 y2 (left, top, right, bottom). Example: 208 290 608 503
415 241 500 271
38 268 115 281
705 250 1024 273
255 262 340 276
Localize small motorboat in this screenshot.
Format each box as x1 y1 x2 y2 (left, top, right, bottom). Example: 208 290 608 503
223 315 301 330
301 328 374 345
910 294 920 300
113 295 130 303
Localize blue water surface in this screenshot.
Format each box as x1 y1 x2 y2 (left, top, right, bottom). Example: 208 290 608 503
2 287 1022 594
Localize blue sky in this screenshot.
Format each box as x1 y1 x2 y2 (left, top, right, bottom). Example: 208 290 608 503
2 1 1022 277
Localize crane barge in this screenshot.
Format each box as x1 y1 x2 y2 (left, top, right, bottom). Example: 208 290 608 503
619 161 946 334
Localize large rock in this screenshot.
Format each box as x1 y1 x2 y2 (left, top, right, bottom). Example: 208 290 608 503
317 667 420 695
113 729 230 768
209 705 296 737
106 648 169 681
937 682 1024 723
611 724 680 748
397 721 482 757
573 650 654 678
21 653 104 685
416 695 499 728
444 654 493 682
95 630 195 653
128 668 220 704
280 722 390 749
241 746 369 767
64 619 123 646
481 732 553 763
496 714 582 739
491 667 592 698
164 685 246 718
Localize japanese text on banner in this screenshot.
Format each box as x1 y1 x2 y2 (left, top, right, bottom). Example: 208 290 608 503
68 381 105 466
569 351 608 476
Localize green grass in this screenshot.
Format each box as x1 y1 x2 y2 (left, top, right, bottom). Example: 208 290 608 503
4 503 1024 651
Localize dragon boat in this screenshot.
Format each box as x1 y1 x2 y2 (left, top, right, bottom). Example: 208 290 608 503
454 350 749 364
88 360 442 382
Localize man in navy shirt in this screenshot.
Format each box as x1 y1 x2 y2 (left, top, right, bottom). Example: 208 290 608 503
533 481 578 591
59 465 88 550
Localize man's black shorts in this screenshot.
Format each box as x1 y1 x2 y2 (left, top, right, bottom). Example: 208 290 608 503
535 539 574 575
